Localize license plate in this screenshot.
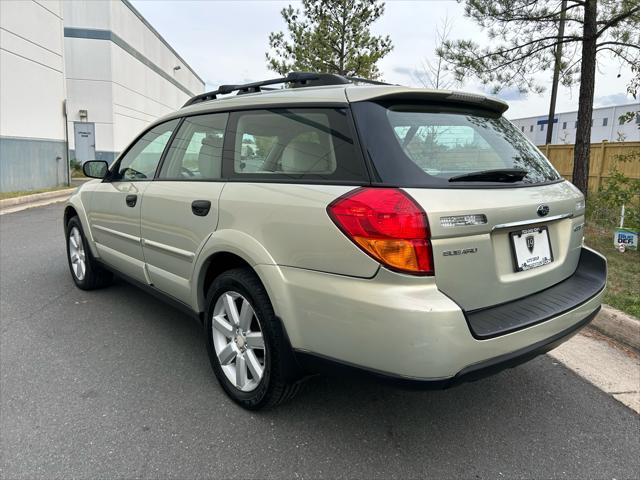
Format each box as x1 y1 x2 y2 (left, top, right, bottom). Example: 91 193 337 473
510 226 553 272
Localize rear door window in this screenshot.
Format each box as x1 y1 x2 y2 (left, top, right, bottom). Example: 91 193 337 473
224 108 368 183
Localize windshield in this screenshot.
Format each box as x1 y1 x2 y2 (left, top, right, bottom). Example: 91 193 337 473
352 102 561 188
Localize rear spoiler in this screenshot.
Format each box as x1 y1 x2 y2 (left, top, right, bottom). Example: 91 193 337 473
345 86 509 115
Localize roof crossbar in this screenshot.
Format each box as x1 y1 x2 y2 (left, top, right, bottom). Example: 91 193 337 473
182 72 388 107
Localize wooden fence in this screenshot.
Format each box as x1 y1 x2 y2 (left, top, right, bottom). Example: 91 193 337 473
538 141 640 192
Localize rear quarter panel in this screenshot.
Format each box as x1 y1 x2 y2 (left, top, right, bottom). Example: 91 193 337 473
216 183 380 276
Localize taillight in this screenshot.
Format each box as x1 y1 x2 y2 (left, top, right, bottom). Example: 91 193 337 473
327 188 434 275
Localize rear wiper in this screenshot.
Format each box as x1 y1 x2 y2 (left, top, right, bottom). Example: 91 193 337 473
448 168 528 183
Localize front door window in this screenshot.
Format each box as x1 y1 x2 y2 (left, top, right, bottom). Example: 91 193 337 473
113 119 180 181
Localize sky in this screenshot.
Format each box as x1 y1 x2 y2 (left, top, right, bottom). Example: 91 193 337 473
131 0 637 120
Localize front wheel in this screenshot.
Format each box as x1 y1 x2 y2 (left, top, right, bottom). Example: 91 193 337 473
204 268 302 409
65 216 113 290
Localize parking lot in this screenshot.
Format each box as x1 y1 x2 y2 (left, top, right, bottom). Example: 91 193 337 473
1 204 639 479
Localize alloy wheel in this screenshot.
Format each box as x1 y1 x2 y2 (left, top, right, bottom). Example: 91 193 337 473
211 291 266 392
68 226 86 281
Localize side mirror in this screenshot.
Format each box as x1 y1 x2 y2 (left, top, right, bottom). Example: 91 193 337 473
82 160 109 179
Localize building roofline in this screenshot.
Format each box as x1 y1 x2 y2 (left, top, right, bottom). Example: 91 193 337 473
121 0 205 86
511 102 639 121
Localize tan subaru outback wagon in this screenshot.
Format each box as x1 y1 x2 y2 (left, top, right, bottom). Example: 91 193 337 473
65 72 607 409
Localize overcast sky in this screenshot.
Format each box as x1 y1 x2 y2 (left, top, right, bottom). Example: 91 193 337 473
131 0 637 119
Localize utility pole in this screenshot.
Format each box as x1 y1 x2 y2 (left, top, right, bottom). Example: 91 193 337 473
545 0 567 145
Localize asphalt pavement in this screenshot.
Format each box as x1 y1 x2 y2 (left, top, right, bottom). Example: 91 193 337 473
1 204 639 479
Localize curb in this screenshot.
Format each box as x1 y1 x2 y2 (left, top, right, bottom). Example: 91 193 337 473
0 188 75 209
590 304 640 351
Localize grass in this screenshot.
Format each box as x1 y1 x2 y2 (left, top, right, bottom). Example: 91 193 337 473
71 167 85 178
0 185 72 200
584 223 640 318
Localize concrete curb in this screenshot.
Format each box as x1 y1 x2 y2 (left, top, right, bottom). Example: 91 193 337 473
0 188 75 209
590 304 640 351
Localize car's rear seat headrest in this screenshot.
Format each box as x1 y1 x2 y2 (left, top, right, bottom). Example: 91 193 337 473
281 140 333 174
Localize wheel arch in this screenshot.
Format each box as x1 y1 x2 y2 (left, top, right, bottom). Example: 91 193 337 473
192 229 277 314
63 198 99 257
198 251 252 311
63 205 78 226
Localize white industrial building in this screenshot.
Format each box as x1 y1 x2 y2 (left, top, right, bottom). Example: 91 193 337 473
1 0 204 192
510 103 640 145
1 0 68 192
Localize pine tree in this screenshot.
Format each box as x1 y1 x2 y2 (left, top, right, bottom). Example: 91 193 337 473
439 0 639 197
266 0 393 80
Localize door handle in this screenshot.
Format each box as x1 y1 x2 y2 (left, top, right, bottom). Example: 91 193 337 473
191 200 211 216
126 194 137 207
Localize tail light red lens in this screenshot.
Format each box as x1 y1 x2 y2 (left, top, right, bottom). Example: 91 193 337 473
327 188 434 275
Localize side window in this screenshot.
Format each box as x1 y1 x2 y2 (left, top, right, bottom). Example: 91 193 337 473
226 108 367 181
159 113 228 180
114 119 179 181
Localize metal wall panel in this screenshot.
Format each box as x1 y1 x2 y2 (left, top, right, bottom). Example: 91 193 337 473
0 136 67 192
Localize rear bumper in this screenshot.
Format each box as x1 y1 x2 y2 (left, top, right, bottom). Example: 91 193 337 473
295 306 600 389
465 247 607 339
453 305 599 384
257 247 606 381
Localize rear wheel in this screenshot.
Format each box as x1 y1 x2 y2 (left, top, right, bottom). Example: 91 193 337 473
65 216 113 290
205 268 302 409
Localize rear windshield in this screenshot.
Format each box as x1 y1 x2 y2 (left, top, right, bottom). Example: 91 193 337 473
351 102 561 188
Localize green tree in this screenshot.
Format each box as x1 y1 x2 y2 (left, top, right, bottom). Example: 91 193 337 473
266 0 393 79
597 157 640 229
618 62 639 126
439 0 640 197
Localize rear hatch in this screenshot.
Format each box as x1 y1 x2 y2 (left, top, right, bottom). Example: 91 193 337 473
350 93 585 311
405 184 584 310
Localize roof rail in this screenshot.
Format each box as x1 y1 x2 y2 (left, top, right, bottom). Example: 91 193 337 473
183 72 340 107
345 76 391 86
182 72 389 107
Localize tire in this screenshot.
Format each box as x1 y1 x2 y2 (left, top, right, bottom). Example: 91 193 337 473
65 216 113 290
204 267 302 410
